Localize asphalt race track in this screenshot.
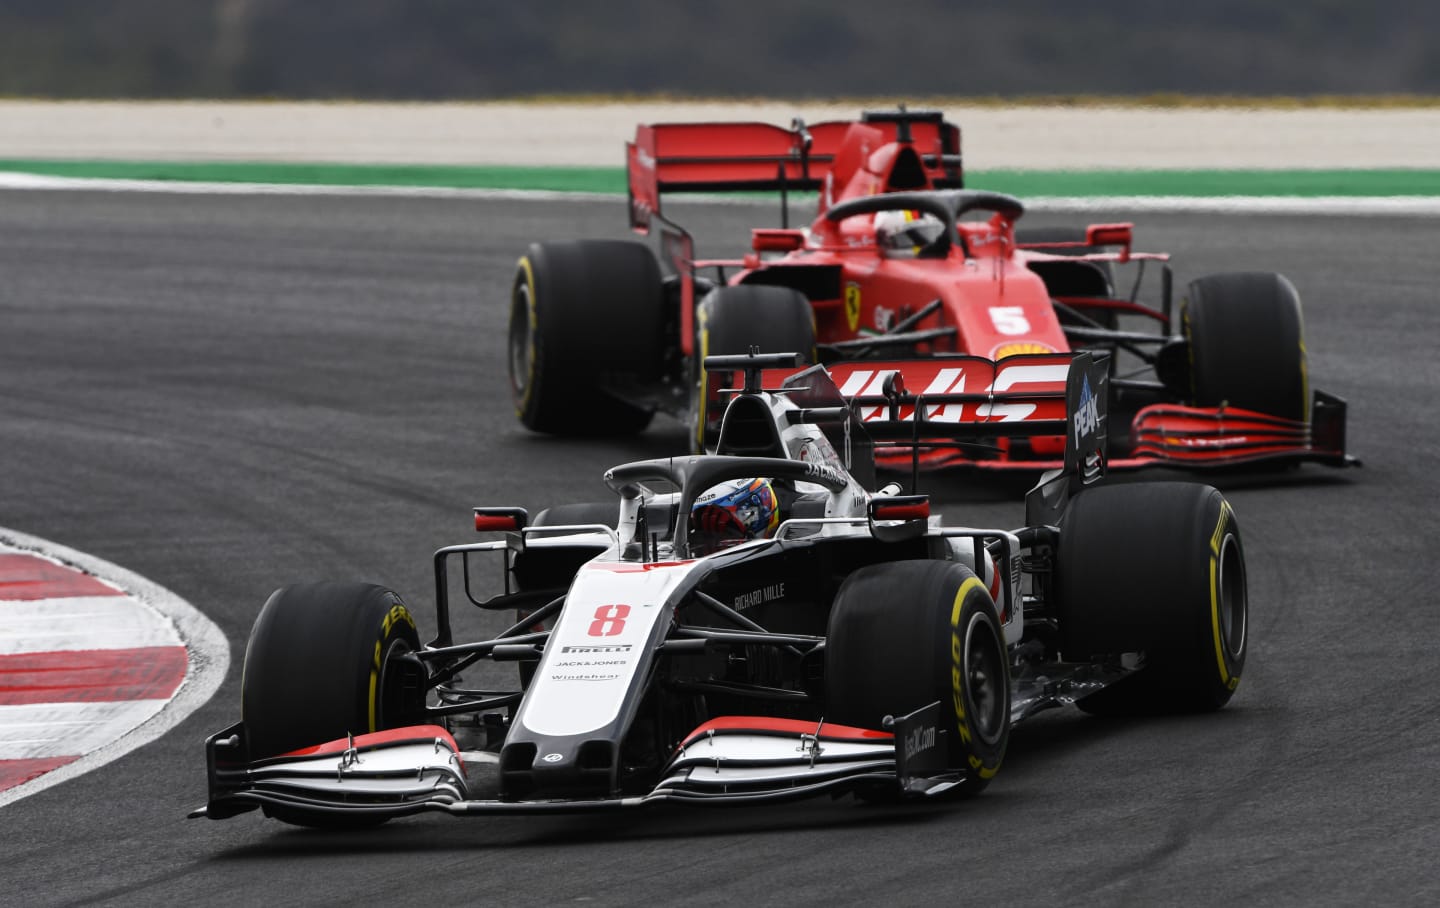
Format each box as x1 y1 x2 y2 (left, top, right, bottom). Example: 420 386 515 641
0 189 1435 905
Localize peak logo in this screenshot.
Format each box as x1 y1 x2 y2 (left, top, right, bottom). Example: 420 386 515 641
1074 375 1100 444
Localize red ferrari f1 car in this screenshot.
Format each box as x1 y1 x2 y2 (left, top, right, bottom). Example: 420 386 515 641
508 108 1354 471
195 351 1248 825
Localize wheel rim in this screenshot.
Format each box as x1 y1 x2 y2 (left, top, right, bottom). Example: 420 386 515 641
509 280 534 400
374 637 421 732
1217 533 1247 660
964 612 1007 745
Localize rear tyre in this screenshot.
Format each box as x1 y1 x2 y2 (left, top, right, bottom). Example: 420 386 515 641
1184 271 1307 421
826 561 1009 798
1055 483 1246 715
694 284 815 452
510 239 663 435
241 581 425 827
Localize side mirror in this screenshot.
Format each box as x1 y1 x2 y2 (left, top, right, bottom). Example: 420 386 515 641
1084 223 1133 263
474 507 528 532
868 495 930 542
751 228 807 253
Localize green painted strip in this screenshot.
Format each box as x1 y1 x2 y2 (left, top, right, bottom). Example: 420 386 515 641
3 159 1440 197
0 159 627 193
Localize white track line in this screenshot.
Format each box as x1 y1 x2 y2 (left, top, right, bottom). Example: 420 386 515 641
4 171 1440 216
0 529 230 808
0 700 173 761
0 597 182 654
1022 195 1440 215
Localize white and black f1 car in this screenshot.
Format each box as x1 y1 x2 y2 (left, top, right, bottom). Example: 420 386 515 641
194 351 1249 826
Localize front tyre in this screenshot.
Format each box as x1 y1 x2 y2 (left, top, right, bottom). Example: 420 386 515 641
241 581 426 826
1184 271 1307 421
1055 482 1247 715
826 561 1009 797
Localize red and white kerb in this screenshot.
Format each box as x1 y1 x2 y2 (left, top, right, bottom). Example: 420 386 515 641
0 549 186 794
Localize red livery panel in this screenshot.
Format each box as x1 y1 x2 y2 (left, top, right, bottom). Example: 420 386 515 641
510 106 1355 474
0 646 186 705
0 554 122 600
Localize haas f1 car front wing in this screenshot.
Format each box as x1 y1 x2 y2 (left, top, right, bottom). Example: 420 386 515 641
196 705 958 820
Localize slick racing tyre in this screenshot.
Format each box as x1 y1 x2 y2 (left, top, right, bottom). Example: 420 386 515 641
826 561 1009 798
241 582 426 826
694 284 814 452
510 239 664 435
1055 482 1247 715
1184 271 1307 421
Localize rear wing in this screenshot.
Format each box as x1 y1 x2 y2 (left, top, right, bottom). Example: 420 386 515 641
628 109 962 231
739 352 1109 492
815 353 1107 480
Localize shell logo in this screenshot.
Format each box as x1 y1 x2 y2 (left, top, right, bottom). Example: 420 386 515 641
992 341 1057 359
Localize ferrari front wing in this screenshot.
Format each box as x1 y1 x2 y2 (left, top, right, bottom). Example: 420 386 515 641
872 388 1356 471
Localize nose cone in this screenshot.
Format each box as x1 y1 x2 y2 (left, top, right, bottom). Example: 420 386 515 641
499 737 617 799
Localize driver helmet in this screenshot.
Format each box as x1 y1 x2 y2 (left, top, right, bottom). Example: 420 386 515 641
874 209 945 257
689 477 780 555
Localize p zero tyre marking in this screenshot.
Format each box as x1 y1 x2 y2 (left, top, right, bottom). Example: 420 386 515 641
948 576 984 746
368 603 417 733
947 575 1006 780
368 640 382 733
512 256 540 416
1208 500 1244 690
694 305 711 453
1208 558 1228 687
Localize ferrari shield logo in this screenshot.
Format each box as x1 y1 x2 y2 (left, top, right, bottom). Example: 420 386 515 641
844 282 862 332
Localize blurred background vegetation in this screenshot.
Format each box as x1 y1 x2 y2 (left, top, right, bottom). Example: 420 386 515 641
1 0 1437 100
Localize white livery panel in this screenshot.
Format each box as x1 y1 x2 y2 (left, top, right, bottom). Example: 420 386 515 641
515 560 701 737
